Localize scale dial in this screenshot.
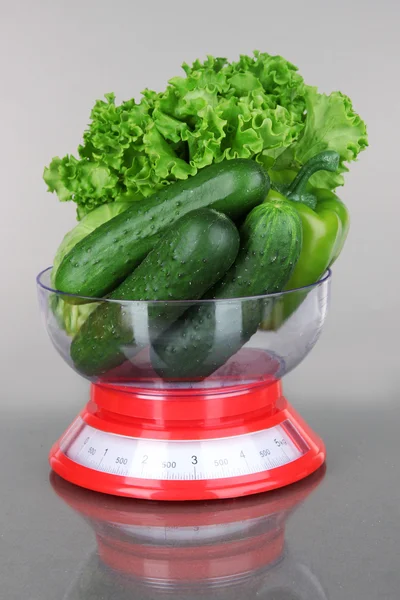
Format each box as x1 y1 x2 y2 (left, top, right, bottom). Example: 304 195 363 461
61 417 307 481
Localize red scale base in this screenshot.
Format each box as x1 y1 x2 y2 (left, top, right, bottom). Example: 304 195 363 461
49 379 325 501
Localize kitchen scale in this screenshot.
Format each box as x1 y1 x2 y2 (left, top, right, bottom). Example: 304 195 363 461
50 465 328 599
37 266 331 501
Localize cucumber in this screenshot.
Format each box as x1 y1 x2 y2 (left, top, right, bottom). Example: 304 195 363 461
55 159 270 299
151 199 302 380
70 209 240 377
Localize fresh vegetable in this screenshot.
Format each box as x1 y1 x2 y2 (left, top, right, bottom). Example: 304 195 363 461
261 151 349 326
43 51 368 385
51 202 132 281
151 199 302 379
43 52 367 220
49 295 96 338
285 194 348 291
272 87 368 191
278 150 340 209
313 189 350 265
50 202 131 335
55 159 269 300
211 200 302 298
70 209 240 376
271 151 349 289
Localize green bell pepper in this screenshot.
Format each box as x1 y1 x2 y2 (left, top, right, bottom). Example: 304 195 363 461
263 151 350 326
270 150 349 289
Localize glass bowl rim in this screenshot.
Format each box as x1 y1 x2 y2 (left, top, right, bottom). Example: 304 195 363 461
36 266 332 305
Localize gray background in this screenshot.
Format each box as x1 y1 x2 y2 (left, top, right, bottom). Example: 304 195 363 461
1 0 398 408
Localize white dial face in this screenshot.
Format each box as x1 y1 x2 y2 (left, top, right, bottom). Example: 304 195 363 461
60 418 306 481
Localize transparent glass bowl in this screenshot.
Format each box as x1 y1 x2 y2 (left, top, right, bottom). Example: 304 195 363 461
37 267 331 390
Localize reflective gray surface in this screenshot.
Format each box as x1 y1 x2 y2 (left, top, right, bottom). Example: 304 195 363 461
1 401 398 600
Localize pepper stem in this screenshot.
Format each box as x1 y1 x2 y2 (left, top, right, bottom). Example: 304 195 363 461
287 151 340 198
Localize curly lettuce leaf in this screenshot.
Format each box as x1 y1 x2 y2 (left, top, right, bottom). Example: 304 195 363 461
44 52 308 219
44 52 368 218
43 157 73 203
44 154 121 219
273 86 368 189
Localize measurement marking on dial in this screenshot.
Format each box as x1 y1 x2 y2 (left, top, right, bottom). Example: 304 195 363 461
98 449 108 467
76 436 91 458
63 419 306 481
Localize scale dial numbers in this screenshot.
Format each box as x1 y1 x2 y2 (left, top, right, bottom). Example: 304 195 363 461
61 418 307 481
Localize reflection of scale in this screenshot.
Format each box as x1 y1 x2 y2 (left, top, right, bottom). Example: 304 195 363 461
51 466 328 600
38 267 331 500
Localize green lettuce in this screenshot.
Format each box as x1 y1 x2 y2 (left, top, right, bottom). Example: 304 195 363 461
50 202 131 335
44 52 368 219
272 87 368 189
